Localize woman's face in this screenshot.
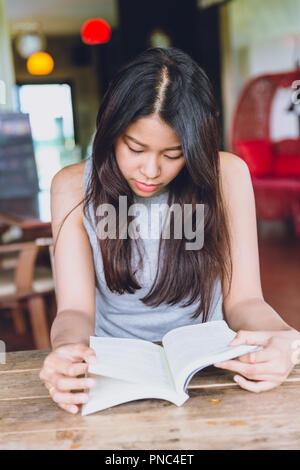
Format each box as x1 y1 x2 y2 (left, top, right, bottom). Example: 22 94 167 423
114 114 185 196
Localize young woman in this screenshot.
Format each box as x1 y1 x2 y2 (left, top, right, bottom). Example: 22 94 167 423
40 47 300 414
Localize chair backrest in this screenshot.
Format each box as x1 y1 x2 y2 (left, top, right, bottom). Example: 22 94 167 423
36 237 56 296
0 240 39 298
231 69 300 153
0 237 55 303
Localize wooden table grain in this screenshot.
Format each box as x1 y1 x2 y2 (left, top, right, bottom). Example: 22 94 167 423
0 349 300 450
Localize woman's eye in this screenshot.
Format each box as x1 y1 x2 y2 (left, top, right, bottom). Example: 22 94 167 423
129 147 143 154
128 146 183 160
165 155 183 160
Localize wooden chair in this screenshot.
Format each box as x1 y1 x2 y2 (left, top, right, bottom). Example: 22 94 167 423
231 69 300 235
0 238 55 349
36 237 57 301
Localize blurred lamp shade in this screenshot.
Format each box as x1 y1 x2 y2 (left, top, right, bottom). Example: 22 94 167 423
15 32 46 59
148 28 172 48
26 51 54 75
81 18 111 45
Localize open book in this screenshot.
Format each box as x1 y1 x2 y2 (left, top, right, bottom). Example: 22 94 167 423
81 320 262 416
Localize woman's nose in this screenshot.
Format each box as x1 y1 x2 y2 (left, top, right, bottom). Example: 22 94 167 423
140 155 161 180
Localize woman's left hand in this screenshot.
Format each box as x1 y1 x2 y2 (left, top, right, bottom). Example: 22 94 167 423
213 329 300 392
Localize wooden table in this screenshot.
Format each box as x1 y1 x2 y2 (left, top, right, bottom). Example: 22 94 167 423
1 349 300 450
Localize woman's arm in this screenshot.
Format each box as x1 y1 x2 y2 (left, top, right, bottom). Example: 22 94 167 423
216 152 300 393
40 162 97 414
219 151 295 333
50 162 96 349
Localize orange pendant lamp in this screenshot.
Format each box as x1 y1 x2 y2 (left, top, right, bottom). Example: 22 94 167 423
27 51 54 75
81 18 111 45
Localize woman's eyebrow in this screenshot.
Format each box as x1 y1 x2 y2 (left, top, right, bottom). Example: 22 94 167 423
124 134 182 151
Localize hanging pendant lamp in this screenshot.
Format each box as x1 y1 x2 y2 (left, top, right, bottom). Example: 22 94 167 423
26 51 54 75
81 18 111 45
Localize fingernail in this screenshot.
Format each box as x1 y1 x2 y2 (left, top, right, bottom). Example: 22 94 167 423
70 406 78 413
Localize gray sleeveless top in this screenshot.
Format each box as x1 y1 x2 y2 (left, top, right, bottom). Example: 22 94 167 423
83 157 223 341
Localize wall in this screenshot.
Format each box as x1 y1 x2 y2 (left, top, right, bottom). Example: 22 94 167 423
12 35 102 158
0 0 16 110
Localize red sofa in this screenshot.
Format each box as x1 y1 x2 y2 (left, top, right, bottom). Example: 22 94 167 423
236 138 300 179
235 138 300 233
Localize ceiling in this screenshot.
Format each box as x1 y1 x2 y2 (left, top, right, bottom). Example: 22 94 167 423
4 0 228 38
4 0 119 37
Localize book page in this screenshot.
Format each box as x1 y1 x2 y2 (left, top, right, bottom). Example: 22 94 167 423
88 336 175 391
162 320 262 392
81 374 188 416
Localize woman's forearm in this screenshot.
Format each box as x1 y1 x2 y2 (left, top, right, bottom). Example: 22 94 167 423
224 297 296 333
50 309 95 350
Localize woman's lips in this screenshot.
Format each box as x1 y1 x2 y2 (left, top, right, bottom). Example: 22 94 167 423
134 180 160 192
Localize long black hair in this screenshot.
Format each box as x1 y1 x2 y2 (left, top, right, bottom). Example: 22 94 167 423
56 47 232 321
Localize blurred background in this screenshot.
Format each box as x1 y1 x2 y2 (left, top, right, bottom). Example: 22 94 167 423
0 0 299 352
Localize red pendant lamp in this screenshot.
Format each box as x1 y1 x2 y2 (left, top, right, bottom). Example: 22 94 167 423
81 18 111 45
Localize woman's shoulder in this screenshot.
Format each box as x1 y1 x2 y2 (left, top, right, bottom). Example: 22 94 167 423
218 150 250 186
51 160 87 196
219 150 248 173
50 160 88 226
218 150 253 209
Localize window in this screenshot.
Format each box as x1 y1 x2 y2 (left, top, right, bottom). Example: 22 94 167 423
17 83 80 192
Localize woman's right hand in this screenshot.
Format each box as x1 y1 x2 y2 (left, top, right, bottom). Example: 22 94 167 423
39 343 98 414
